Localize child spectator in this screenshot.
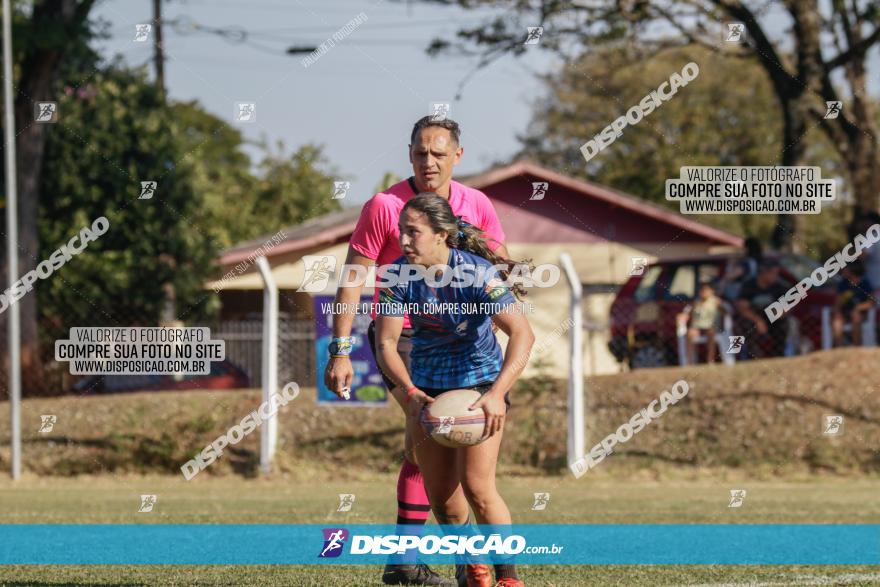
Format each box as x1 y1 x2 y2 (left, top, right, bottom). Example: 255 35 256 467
677 280 722 364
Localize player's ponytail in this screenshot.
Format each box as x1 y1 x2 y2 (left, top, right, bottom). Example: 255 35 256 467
402 192 533 299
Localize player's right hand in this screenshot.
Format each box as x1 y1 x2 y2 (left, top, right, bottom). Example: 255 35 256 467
407 388 434 418
325 356 353 398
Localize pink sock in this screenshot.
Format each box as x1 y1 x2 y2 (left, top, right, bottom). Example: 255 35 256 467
391 458 431 565
396 457 431 525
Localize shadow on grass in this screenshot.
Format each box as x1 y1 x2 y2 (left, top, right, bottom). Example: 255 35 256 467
714 390 880 424
15 431 262 478
296 427 404 452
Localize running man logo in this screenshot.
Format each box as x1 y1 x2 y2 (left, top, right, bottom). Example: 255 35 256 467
823 415 844 436
728 489 746 508
727 336 745 354
531 492 550 511
630 257 647 276
38 415 57 433
139 181 157 200
337 494 356 512
824 101 842 119
235 102 256 123
134 24 151 42
35 102 58 123
530 181 549 200
437 417 455 435
725 23 745 42
430 102 450 121
298 255 338 293
332 181 350 200
524 26 544 45
138 494 157 513
319 528 349 558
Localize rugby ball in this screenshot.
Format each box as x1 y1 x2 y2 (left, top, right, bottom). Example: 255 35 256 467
419 389 487 448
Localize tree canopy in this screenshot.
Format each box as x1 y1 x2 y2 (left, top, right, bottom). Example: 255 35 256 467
518 44 850 255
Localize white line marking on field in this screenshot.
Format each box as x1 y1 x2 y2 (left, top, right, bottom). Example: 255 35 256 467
671 573 880 587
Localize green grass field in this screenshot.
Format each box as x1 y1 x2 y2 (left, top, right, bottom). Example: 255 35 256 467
1 471 878 586
1 351 879 584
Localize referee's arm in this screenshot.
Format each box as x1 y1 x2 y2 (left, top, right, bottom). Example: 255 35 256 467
324 245 375 394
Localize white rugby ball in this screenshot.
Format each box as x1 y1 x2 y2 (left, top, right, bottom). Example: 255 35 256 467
419 389 487 448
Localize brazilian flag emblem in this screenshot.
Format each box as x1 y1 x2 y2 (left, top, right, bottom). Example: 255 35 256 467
484 278 507 301
379 288 395 304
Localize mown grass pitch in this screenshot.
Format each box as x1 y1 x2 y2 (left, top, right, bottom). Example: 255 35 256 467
0 473 878 586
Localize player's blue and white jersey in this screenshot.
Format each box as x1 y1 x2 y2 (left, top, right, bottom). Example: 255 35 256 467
377 248 517 389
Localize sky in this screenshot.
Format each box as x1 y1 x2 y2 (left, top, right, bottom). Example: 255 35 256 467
90 1 879 209
92 0 560 206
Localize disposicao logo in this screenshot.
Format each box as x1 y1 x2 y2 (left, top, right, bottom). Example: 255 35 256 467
319 528 349 558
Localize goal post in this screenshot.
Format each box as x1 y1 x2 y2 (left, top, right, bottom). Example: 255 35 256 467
256 256 278 474
3 0 21 481
559 252 585 467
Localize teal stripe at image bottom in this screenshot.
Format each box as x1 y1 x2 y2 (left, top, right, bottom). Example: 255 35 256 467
0 524 876 565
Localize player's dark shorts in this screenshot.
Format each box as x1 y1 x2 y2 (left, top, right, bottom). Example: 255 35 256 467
368 321 511 412
420 381 511 412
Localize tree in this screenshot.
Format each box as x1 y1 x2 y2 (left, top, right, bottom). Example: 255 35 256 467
38 67 216 373
168 101 256 251
247 140 342 238
423 0 880 251
0 0 100 390
167 106 344 248
0 3 346 393
519 44 847 251
374 171 402 194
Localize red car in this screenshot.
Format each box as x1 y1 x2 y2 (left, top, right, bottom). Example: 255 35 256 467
608 253 841 369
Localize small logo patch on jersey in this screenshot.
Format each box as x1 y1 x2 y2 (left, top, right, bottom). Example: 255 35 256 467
379 288 395 304
485 278 507 301
455 321 469 336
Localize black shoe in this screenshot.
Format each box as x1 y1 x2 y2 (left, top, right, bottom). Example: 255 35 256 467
382 563 455 586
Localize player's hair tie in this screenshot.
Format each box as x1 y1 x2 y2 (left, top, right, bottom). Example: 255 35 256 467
455 215 470 239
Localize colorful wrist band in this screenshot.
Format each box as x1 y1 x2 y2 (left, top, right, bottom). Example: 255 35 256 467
328 337 354 357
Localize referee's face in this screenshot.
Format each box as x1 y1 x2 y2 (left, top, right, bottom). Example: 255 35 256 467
409 127 463 195
399 209 447 267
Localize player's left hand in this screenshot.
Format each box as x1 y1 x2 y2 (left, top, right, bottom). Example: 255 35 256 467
470 392 506 438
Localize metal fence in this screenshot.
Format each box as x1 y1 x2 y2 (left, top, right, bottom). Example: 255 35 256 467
3 316 316 397
606 299 878 370
12 292 877 393
208 318 316 388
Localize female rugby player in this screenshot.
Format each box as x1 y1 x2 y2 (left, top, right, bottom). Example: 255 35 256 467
375 193 535 587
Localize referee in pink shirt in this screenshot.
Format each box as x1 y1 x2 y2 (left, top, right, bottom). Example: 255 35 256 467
324 116 509 586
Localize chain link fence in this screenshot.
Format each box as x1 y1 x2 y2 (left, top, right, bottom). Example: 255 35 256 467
605 255 878 370
2 315 317 397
